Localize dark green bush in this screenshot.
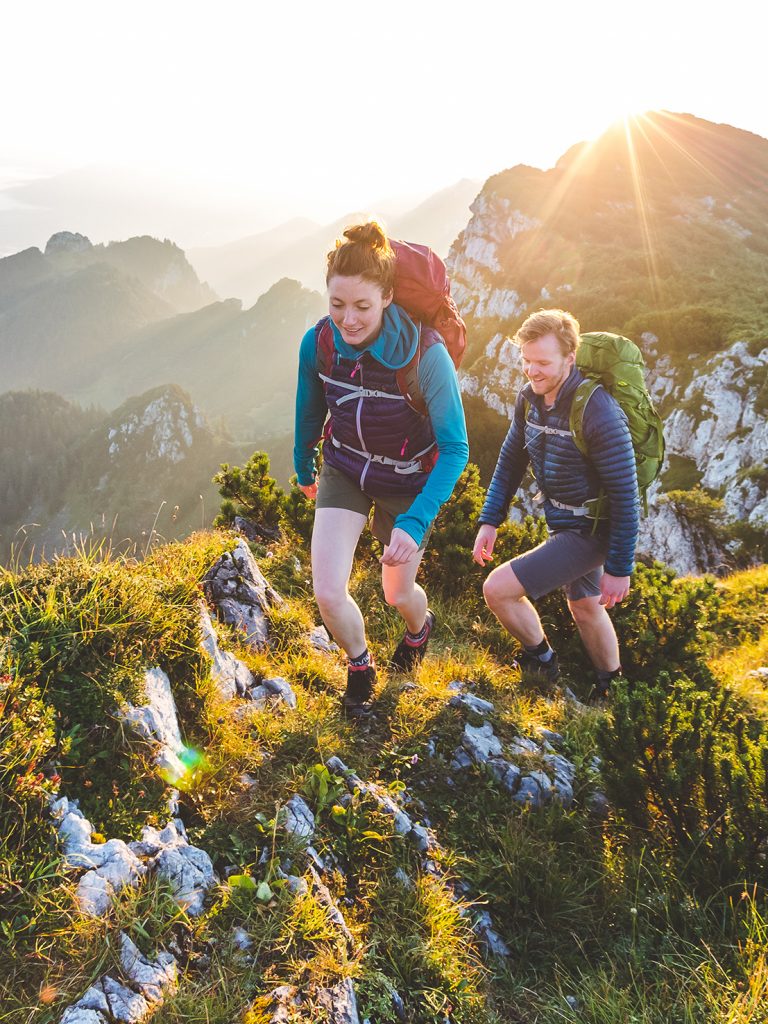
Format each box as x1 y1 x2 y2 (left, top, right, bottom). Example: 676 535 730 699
599 673 768 888
214 451 287 531
610 561 721 684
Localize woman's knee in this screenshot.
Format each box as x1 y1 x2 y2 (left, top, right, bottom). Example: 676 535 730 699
382 579 412 609
313 578 348 615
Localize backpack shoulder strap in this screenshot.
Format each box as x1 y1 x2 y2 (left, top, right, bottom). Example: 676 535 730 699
568 379 601 458
396 325 429 415
314 316 335 378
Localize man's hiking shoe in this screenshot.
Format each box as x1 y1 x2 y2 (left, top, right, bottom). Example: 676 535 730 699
389 609 436 673
589 669 623 705
513 649 560 684
342 662 377 718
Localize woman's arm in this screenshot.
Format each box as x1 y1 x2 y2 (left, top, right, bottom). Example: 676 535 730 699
293 327 329 486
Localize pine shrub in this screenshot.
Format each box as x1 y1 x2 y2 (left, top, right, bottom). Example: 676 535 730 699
599 673 768 888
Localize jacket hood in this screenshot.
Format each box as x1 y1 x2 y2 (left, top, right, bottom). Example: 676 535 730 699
329 303 419 369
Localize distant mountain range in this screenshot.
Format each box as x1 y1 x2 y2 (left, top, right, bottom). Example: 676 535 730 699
189 178 480 303
0 386 248 563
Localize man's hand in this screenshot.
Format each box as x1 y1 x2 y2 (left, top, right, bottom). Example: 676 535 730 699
381 527 419 566
298 482 318 500
599 573 630 609
472 524 498 566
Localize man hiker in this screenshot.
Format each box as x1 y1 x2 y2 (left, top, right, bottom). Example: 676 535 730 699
472 309 640 700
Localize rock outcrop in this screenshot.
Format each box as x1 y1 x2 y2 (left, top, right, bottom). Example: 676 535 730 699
202 539 283 649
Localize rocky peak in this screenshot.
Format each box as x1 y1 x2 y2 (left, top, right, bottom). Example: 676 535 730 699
45 231 93 256
105 386 209 465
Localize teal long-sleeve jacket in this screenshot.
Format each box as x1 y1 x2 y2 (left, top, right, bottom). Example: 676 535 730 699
293 304 469 547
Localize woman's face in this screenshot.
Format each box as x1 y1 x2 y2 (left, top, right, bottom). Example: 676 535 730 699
328 274 392 347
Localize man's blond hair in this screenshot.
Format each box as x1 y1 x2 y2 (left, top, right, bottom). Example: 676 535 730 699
513 309 581 357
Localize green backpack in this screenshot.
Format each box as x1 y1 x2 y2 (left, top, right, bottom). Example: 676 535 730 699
570 331 665 518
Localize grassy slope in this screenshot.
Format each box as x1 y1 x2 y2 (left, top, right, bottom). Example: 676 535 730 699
1 531 768 1024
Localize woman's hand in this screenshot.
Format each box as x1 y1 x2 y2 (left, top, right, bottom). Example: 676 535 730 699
298 482 318 500
380 527 418 566
472 523 497 566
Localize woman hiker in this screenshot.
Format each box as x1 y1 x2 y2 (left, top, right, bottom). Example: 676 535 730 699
293 221 469 716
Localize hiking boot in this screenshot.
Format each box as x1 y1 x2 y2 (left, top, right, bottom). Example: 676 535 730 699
342 662 377 718
389 609 436 673
513 649 560 684
589 668 623 705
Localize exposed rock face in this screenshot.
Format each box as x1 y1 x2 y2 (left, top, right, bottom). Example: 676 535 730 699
449 194 537 322
58 932 177 1024
202 539 283 649
121 668 188 782
106 388 208 464
51 797 146 916
45 231 93 255
448 694 578 811
282 795 316 839
130 820 217 916
198 602 256 699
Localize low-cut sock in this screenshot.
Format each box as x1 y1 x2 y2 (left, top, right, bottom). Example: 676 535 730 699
524 637 555 663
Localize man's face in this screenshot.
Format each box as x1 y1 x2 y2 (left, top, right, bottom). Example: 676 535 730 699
328 274 392 347
520 333 575 404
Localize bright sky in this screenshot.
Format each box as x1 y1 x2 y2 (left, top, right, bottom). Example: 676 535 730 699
1 0 765 242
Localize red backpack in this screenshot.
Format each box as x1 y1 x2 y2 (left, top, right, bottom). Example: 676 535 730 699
317 238 467 414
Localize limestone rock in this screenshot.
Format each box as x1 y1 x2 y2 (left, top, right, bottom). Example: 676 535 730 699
122 667 187 781
198 602 255 699
315 978 361 1023
202 539 283 649
119 932 178 1004
461 722 503 762
137 821 216 916
45 231 92 255
51 798 145 916
309 625 339 653
473 909 513 958
263 677 297 709
449 693 496 716
282 795 316 839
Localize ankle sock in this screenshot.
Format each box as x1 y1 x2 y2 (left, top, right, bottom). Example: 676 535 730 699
525 638 555 662
405 619 430 647
349 648 372 669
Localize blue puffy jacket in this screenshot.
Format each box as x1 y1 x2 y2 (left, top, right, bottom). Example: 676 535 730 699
478 366 640 577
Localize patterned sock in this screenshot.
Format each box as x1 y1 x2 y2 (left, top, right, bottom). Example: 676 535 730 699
405 620 430 647
349 648 372 669
525 637 555 662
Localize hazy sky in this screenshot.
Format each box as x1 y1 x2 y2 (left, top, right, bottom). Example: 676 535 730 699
1 0 764 247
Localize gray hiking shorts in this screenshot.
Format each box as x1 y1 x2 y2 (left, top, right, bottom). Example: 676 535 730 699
507 529 609 601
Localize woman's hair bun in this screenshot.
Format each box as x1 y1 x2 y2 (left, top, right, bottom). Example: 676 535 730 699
326 218 395 291
342 221 388 250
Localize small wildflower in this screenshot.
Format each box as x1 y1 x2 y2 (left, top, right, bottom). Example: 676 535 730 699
39 984 59 1005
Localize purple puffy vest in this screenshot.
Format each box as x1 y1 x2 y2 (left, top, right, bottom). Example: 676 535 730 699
315 317 440 498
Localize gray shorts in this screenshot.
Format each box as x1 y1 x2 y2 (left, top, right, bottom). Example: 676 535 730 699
507 530 609 601
316 463 431 549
